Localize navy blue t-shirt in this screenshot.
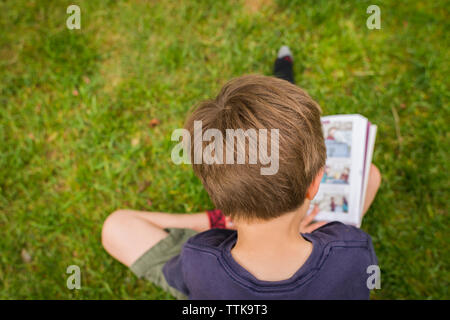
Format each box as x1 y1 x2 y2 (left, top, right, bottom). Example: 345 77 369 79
163 222 378 299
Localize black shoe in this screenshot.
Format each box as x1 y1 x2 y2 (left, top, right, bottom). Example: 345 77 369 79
273 46 295 84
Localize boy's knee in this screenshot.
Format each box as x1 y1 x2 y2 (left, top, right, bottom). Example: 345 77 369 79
370 164 382 189
101 210 128 252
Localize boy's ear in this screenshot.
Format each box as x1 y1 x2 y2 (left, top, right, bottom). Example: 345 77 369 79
306 167 324 200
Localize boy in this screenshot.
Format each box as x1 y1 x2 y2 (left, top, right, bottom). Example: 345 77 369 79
102 47 381 299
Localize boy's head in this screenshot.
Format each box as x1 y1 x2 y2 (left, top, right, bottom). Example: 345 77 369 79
185 74 326 221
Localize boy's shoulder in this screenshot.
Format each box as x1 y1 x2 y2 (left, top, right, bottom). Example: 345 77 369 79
184 228 236 252
184 221 372 252
307 221 372 244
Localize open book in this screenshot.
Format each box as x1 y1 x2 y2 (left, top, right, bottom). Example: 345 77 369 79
311 114 377 227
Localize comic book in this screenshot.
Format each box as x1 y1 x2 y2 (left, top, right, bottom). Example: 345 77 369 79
311 114 377 227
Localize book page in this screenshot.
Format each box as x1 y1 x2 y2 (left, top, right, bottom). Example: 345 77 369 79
311 114 368 226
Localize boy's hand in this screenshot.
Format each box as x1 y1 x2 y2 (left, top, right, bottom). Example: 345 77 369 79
300 205 328 234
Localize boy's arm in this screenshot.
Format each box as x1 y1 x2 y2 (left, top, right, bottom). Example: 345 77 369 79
119 210 211 232
124 209 234 231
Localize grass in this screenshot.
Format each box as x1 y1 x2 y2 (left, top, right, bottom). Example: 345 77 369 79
0 0 448 299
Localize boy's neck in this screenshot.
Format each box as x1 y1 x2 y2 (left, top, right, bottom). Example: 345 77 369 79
230 201 313 281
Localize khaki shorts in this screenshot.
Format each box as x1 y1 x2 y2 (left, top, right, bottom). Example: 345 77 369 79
129 228 198 300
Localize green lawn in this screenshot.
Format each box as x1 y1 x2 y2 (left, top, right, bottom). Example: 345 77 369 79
0 0 448 299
